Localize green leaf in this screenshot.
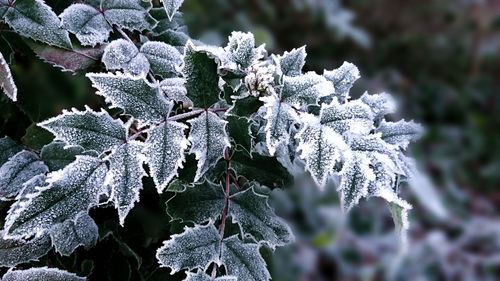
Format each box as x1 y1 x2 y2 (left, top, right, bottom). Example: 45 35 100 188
49 212 98 256
0 136 22 166
156 222 221 274
21 123 54 150
221 236 270 281
4 155 108 238
87 73 171 124
187 111 230 182
2 267 85 281
2 0 72 49
0 231 51 267
0 51 17 101
226 114 252 155
106 141 146 225
41 141 85 171
38 107 127 154
183 43 221 108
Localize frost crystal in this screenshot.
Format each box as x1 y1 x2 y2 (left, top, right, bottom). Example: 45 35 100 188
49 211 98 256
102 39 150 76
2 267 85 281
0 52 17 101
187 111 230 182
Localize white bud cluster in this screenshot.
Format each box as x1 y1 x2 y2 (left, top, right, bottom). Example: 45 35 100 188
245 63 276 97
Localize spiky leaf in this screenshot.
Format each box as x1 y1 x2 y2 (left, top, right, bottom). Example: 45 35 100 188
280 72 334 107
320 99 373 135
161 0 184 21
0 51 17 101
221 236 270 281
141 41 182 78
225 31 258 68
2 267 85 281
0 231 51 267
378 120 423 149
323 61 360 103
41 141 85 171
360 92 397 121
277 46 306 77
338 153 375 212
49 212 98 256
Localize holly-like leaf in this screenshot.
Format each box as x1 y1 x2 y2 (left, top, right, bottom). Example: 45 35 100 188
2 267 85 281
2 0 72 49
260 95 299 156
27 41 106 73
187 111 230 182
161 0 185 21
338 153 375 212
141 41 182 78
0 150 48 200
0 231 51 267
60 0 157 46
156 222 221 274
221 236 270 281
41 141 85 171
144 120 189 192
184 271 236 281
183 43 221 108
280 72 334 107
159 78 191 103
102 39 149 76
87 72 171 124
320 99 373 135
226 114 252 155
4 155 108 238
105 141 146 225
49 212 98 256
296 114 348 187
323 61 360 103
276 46 306 77
38 107 127 154
361 92 397 121
0 136 22 166
0 51 17 101
225 31 259 68
377 120 423 150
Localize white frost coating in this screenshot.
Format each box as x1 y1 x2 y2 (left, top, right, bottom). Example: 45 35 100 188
161 0 185 21
338 152 375 212
225 31 258 68
38 106 127 153
245 62 276 97
0 230 51 267
184 271 237 281
4 156 107 239
87 72 172 124
141 41 182 77
361 91 397 120
323 61 360 103
0 150 48 200
276 46 307 77
59 3 111 47
388 201 411 248
377 119 423 150
260 95 299 156
187 111 230 182
156 222 221 274
221 235 271 281
105 141 146 225
159 77 191 103
49 211 98 256
0 52 17 101
296 114 348 188
320 99 374 135
2 266 86 281
101 0 157 32
102 39 150 76
144 121 188 192
281 72 334 107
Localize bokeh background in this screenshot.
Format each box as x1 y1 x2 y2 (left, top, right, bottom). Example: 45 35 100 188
1 0 499 280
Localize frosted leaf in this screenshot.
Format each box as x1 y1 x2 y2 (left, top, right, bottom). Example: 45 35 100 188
183 43 221 108
276 46 306 77
360 92 397 120
338 153 375 212
2 267 85 281
102 39 149 76
59 3 111 47
0 231 51 267
230 186 294 248
49 211 98 256
0 150 48 200
0 51 17 101
348 133 395 155
156 223 221 273
4 155 108 239
320 99 373 135
0 136 22 166
161 0 185 21
0 0 8 16
3 0 72 49
9 174 48 215
226 114 253 155
184 271 237 281
101 0 157 33
159 78 191 103
388 201 410 247
87 72 171 124
41 141 85 171
166 181 224 222
187 111 230 182
106 141 146 224
225 31 258 68
144 120 188 192
323 61 360 103
281 72 334 107
38 107 126 154
296 114 348 187
377 120 423 150
260 95 299 156
221 236 270 281
141 41 182 78
150 7 184 36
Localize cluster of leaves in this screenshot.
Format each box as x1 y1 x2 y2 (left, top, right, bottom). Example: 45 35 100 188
0 0 422 280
